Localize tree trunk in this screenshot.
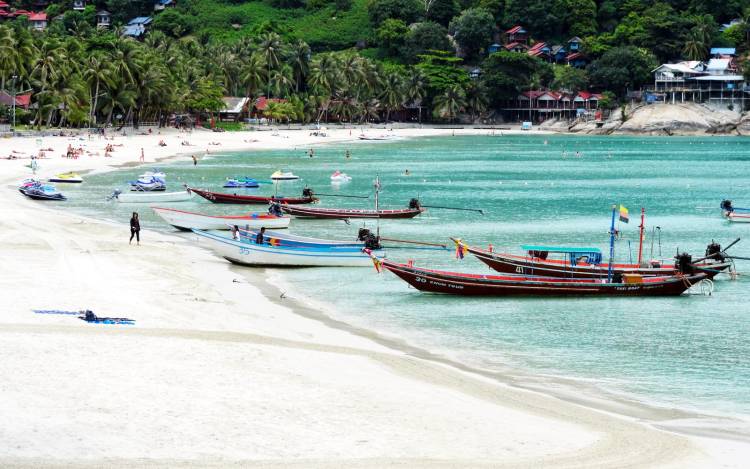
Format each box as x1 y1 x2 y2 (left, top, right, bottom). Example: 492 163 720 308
92 79 100 127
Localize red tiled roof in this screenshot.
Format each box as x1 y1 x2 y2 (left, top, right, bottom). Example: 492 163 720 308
521 91 546 99
0 11 8 16
528 42 547 52
0 92 32 108
254 97 287 111
505 25 525 34
0 1 10 8
576 91 593 100
29 12 47 21
504 42 528 51
566 52 584 61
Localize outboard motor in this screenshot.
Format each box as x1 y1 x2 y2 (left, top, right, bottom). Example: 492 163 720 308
408 198 421 210
357 228 372 241
721 199 733 212
302 187 314 198
268 202 283 217
676 252 694 274
705 241 725 262
356 228 381 249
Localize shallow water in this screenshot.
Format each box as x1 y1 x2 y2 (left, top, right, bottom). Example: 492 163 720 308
59 134 750 429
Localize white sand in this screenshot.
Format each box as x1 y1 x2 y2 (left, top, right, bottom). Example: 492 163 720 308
0 126 747 467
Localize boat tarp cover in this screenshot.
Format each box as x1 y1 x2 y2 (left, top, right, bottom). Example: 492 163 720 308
521 245 602 254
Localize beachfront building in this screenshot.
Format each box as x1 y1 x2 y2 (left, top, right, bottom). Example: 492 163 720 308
647 60 748 109
154 0 175 11
218 97 250 122
500 90 603 122
123 16 152 38
503 25 528 44
96 10 111 28
28 12 47 31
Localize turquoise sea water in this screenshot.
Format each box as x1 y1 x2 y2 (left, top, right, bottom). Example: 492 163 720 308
59 135 750 431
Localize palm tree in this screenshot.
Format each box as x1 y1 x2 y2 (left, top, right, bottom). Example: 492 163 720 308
269 64 294 98
241 53 267 100
433 84 466 122
404 69 425 122
259 32 281 97
83 54 112 126
288 40 310 92
683 30 707 61
30 38 67 128
380 72 404 122
465 81 488 122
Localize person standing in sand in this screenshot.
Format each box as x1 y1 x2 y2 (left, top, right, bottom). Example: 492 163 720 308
140 148 145 162
129 212 141 245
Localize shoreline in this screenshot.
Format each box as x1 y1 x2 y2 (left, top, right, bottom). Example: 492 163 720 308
1 127 748 467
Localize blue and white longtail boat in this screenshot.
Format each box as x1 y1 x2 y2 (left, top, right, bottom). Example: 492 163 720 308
192 229 384 267
234 227 365 248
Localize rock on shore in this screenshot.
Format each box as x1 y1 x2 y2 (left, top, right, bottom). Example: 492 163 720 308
545 103 747 135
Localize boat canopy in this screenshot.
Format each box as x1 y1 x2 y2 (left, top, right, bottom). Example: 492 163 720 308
521 245 601 254
521 245 603 266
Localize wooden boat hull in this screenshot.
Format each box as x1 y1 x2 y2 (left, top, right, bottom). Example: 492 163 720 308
237 229 364 248
152 207 290 231
192 229 381 267
466 246 731 280
724 211 750 223
115 189 193 203
381 261 705 297
190 187 317 205
281 205 424 219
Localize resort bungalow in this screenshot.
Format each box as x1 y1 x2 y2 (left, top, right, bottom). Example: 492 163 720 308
0 91 32 110
218 97 250 122
710 47 736 58
154 0 175 11
567 37 583 52
528 42 551 60
252 96 287 118
550 45 567 63
96 10 111 29
123 16 152 38
505 42 529 53
501 90 602 122
565 52 588 68
72 0 85 11
28 12 47 31
487 43 502 54
504 25 528 44
648 60 747 109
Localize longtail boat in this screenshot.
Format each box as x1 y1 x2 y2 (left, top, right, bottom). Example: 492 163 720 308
458 242 733 279
458 207 733 279
152 206 290 231
281 201 424 219
721 199 750 223
189 187 318 205
235 228 373 248
192 229 382 267
377 259 706 297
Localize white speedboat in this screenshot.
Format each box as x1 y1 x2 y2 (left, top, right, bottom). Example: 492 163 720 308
111 188 193 203
270 170 299 181
192 229 382 267
330 170 352 183
152 207 290 231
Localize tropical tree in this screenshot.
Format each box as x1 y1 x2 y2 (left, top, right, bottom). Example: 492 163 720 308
433 84 466 122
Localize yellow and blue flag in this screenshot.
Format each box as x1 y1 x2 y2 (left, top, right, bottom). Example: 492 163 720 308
619 205 629 223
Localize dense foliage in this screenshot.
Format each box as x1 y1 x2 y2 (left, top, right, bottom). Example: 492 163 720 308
2 0 750 126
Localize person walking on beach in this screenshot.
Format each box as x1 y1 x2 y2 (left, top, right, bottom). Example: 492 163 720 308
192 154 198 166
129 212 141 245
140 147 145 162
308 148 314 158
30 156 38 175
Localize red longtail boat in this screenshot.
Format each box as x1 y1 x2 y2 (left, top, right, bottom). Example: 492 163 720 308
378 259 706 297
281 202 424 219
189 187 318 205
459 242 732 280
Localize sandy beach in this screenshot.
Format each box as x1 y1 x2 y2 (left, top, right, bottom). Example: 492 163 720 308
1 126 748 467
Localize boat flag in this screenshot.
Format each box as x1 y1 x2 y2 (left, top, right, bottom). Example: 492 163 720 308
453 239 468 259
619 205 629 223
364 248 382 273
